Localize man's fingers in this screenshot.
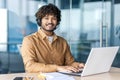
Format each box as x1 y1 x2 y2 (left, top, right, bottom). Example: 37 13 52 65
66 66 80 72
79 63 85 68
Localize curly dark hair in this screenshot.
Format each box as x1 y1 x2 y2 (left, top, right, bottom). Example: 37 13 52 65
35 3 61 26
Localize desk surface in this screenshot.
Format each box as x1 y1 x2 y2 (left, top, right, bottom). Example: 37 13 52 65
0 67 120 80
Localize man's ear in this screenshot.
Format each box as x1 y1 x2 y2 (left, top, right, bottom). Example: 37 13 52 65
36 19 41 26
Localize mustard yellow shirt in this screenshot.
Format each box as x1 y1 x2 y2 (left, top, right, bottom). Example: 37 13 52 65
21 29 75 73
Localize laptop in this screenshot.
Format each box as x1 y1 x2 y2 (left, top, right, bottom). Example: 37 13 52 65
59 46 119 77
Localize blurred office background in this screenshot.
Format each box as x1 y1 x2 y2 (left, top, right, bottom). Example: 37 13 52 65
0 0 120 74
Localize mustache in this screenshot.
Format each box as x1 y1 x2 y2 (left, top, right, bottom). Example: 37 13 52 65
46 23 54 26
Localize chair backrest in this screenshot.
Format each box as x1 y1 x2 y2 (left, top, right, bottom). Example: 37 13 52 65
17 44 22 54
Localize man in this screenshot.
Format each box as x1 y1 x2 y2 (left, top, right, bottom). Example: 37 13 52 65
21 3 84 73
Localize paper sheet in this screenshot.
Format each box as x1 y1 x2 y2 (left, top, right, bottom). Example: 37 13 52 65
44 72 75 80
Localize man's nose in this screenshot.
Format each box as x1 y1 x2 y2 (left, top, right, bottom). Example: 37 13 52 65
48 19 52 23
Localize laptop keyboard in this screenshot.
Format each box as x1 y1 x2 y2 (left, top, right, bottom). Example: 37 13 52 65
58 70 83 76
72 70 83 73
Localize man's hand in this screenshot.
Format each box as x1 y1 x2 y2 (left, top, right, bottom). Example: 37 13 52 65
56 65 81 73
71 62 84 71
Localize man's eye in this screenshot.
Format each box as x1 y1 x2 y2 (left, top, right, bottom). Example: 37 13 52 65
53 18 57 20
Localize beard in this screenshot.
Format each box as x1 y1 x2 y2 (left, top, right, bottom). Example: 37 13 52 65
41 23 57 32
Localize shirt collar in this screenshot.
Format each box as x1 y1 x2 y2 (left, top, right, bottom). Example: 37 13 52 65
38 28 58 41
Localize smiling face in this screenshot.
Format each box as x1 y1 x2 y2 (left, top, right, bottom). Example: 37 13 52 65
41 14 57 32
35 4 61 29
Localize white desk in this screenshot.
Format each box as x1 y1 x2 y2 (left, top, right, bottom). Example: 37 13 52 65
0 67 120 80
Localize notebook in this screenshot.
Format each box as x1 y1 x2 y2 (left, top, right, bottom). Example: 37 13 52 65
59 46 119 77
